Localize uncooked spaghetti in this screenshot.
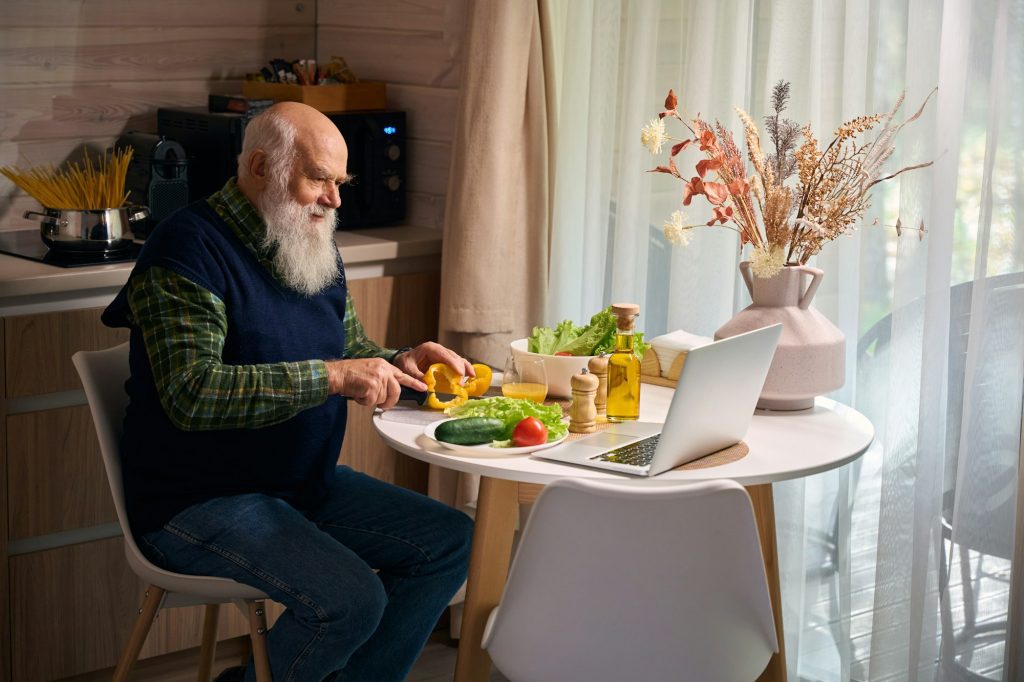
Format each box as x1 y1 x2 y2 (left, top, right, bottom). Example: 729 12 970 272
0 148 133 210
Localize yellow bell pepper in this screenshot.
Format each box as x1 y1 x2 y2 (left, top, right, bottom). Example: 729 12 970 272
425 363 468 409
464 364 492 397
423 363 493 409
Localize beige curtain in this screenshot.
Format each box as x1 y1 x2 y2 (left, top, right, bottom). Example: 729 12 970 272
437 0 551 368
430 0 554 577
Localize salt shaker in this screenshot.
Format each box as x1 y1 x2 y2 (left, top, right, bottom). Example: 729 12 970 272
587 354 609 421
569 369 600 434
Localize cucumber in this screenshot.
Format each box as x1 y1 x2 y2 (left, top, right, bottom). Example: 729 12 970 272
435 417 505 445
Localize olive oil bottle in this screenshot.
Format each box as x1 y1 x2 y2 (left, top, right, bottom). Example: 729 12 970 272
607 303 641 422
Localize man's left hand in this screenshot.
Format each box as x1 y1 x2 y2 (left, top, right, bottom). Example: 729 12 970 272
393 342 474 381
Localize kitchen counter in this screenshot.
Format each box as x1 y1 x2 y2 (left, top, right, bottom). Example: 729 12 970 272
0 226 443 315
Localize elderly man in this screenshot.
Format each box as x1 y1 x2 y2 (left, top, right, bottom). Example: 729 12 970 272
102 102 474 682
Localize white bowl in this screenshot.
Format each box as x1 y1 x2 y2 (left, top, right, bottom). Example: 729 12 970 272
510 338 595 399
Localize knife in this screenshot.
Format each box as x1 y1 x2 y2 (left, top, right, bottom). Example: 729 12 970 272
397 387 489 405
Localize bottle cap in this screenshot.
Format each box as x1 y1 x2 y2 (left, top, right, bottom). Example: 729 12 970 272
611 303 640 330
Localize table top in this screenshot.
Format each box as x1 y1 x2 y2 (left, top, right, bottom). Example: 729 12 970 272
372 384 874 486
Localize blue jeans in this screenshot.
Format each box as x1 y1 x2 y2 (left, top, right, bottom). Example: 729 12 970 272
139 466 473 682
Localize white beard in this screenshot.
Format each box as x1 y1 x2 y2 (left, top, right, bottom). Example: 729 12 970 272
258 177 340 296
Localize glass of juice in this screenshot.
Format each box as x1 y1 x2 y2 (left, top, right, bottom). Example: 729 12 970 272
501 356 548 403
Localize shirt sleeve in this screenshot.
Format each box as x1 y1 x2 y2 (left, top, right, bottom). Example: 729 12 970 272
126 265 330 431
342 291 403 361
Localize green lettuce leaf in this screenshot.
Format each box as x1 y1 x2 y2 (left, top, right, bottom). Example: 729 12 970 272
554 307 616 355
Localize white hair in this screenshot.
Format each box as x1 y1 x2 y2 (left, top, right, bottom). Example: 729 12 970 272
237 110 297 179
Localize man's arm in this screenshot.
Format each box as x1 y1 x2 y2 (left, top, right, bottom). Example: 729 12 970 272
128 265 330 430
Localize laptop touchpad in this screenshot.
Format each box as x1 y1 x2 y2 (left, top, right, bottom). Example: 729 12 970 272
578 432 644 449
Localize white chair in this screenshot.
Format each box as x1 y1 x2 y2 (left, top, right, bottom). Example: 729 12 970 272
481 477 778 682
73 343 273 682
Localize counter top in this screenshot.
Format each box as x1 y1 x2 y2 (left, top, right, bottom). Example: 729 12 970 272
0 226 442 308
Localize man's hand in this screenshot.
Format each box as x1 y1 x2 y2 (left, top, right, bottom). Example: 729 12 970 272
326 358 427 410
392 341 475 381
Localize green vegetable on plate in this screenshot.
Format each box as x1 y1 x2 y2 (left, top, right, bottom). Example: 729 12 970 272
447 397 568 444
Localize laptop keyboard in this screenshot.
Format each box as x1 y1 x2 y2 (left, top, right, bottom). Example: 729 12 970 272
592 434 660 467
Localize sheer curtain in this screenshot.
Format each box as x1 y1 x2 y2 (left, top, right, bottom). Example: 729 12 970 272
543 1 1024 680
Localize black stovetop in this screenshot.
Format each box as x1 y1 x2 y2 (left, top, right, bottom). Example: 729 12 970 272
0 230 141 268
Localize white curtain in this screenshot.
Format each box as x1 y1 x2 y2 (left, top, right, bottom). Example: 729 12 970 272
544 1 1024 680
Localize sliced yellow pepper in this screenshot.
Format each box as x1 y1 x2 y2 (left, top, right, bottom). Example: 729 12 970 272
423 363 493 409
425 363 468 409
464 364 492 397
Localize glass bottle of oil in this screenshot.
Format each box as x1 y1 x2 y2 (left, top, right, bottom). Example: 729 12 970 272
607 303 641 422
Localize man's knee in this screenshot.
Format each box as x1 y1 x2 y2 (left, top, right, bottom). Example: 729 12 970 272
320 569 388 638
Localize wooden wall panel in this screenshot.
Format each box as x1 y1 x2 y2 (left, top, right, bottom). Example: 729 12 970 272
407 139 451 197
317 0 466 33
2 0 315 28
341 272 440 491
0 0 317 233
0 81 239 143
406 191 447 229
387 83 459 144
317 27 461 89
7 404 115 540
0 27 315 85
4 307 128 398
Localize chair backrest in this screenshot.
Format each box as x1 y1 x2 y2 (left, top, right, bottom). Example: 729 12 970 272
481 477 778 682
73 343 266 601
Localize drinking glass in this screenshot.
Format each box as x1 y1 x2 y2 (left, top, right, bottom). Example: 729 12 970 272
501 356 548 403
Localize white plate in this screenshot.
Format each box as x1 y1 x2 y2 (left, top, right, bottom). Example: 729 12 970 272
423 418 568 457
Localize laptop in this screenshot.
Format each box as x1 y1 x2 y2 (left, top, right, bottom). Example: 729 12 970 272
536 323 783 476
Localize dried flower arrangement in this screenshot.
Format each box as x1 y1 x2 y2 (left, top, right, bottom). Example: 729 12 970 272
641 81 935 278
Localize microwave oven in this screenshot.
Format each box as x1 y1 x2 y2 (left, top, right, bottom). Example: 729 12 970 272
157 107 406 229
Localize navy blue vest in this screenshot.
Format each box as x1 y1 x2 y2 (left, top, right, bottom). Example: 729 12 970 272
103 201 348 536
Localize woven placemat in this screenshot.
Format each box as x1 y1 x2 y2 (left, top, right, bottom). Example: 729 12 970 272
563 421 749 470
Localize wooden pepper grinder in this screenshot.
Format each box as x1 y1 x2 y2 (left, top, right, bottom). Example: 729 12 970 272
588 354 609 422
568 369 600 434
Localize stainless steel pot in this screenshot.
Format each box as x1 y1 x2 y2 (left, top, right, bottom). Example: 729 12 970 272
23 206 149 252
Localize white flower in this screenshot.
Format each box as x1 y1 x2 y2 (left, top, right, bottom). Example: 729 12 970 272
662 210 692 246
793 217 826 235
641 117 666 154
750 245 786 279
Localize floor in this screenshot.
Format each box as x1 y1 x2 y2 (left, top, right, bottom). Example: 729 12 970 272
794 443 1012 682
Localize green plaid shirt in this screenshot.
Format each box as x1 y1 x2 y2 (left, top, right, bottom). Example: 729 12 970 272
125 179 398 430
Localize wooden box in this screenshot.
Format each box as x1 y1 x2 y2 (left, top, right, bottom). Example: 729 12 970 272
241 81 387 112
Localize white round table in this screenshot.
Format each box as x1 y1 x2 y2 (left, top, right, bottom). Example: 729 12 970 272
373 384 874 682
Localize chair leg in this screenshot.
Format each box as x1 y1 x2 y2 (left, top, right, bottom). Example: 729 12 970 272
197 603 221 682
247 600 273 682
113 585 166 682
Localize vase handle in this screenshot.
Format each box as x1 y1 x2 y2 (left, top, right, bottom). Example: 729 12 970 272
739 261 754 298
797 265 824 310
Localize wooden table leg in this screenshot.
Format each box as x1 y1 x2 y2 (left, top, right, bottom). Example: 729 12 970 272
454 476 520 682
747 483 788 682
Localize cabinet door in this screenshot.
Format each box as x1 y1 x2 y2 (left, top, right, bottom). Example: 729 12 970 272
342 272 439 491
10 537 283 681
7 404 115 540
5 308 128 398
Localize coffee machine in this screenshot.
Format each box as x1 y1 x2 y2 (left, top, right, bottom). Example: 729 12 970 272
115 132 189 239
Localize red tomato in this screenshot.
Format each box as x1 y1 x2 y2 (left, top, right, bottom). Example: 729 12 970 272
512 416 548 447
554 351 573 356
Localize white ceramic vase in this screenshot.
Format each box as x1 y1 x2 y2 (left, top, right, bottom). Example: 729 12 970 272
714 261 845 410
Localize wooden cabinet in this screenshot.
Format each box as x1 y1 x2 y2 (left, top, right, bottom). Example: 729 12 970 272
1 268 440 680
